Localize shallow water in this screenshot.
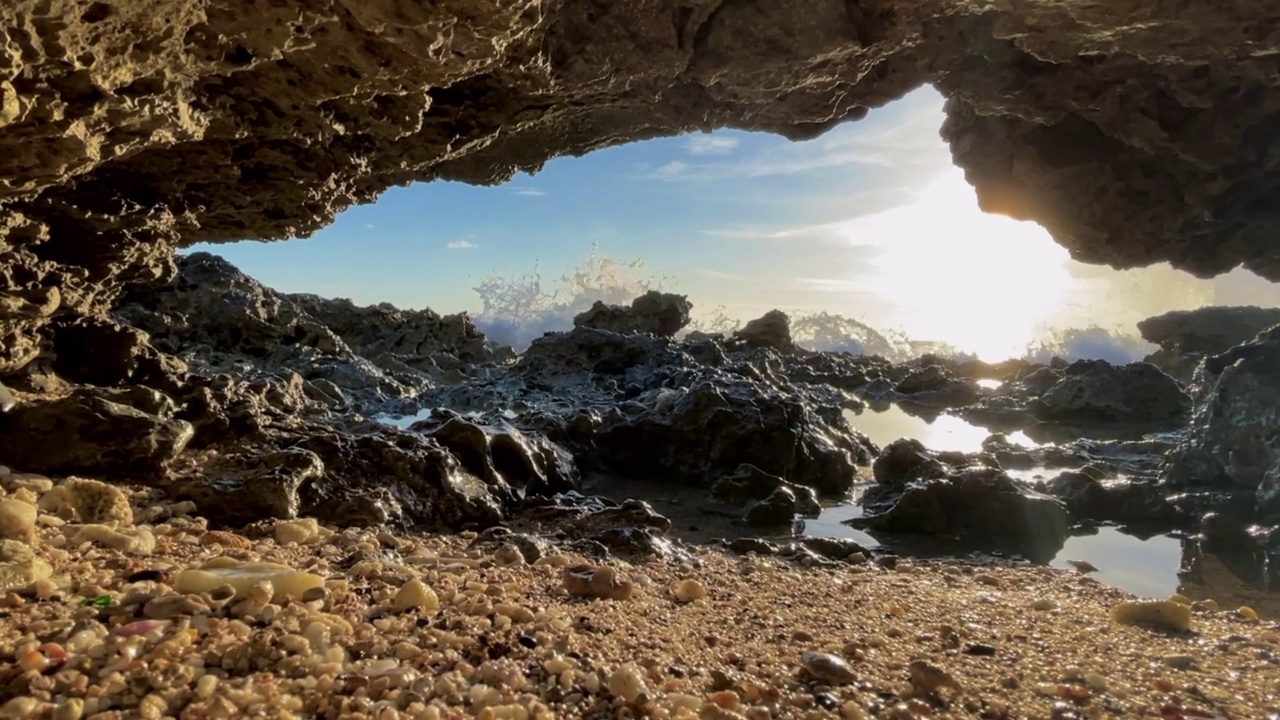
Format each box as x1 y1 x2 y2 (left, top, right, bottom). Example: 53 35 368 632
843 405 1034 453
383 404 1263 605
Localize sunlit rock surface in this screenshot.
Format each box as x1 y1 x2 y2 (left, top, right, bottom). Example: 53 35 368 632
2 0 1280 376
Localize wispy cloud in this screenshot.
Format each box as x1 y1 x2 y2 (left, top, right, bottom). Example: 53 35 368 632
446 239 478 250
510 187 546 197
637 89 947 183
364 223 376 229
685 135 740 156
653 160 689 178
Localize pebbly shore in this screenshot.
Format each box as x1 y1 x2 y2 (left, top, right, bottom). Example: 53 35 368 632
1 470 1276 720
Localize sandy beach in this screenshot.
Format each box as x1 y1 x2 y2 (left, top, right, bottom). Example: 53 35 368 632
1 470 1276 720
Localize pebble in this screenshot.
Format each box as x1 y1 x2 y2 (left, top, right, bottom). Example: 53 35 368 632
1162 654 1197 669
908 659 961 696
562 564 634 600
671 578 708 602
1110 599 1192 632
0 498 37 542
801 652 855 686
1031 598 1059 611
1237 606 1259 621
274 518 325 545
608 665 648 703
174 558 324 601
143 593 210 620
392 578 439 613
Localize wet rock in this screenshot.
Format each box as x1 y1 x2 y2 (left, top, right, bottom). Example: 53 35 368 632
172 448 325 527
0 388 192 476
1042 471 1182 525
794 537 871 562
1164 325 1280 519
409 411 579 497
116 253 493 414
727 537 779 556
0 382 16 412
51 316 187 390
856 443 1069 561
1139 306 1280 381
744 487 802 528
734 310 794 351
1030 361 1190 425
711 464 821 515
893 365 983 408
592 379 873 497
516 326 685 378
573 291 692 338
392 579 440 613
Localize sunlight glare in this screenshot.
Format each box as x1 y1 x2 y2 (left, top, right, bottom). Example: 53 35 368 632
837 168 1077 361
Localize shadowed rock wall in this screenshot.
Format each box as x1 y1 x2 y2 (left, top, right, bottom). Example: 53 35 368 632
2 0 1279 376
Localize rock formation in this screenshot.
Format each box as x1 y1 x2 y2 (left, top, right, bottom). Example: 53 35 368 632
3 1 1280 380
1139 306 1280 381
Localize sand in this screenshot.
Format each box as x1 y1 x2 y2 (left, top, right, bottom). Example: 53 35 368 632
0 470 1277 720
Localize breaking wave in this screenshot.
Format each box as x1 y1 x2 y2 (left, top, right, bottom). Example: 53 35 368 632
472 249 1155 363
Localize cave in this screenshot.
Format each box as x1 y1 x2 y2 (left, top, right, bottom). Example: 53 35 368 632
0 4 1279 713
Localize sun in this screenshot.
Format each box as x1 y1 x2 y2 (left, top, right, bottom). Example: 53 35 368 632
837 168 1078 361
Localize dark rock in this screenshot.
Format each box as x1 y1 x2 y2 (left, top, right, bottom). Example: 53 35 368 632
1164 324 1280 519
734 310 793 351
744 487 800 528
796 536 870 561
1030 361 1190 425
288 426 509 529
572 291 692 338
51 316 188 390
1042 471 1182 525
173 448 325 527
517 327 685 376
893 365 982 407
408 410 580 497
590 379 873 496
0 388 193 476
855 443 1069 562
1139 306 1280 381
116 253 498 413
711 463 821 515
728 537 779 555
872 439 950 486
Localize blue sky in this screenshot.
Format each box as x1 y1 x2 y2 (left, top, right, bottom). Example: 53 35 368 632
191 86 1280 360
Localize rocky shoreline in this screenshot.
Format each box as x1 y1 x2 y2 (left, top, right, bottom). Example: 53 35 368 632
0 252 1278 716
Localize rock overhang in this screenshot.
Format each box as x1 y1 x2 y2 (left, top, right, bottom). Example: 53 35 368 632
2 0 1280 376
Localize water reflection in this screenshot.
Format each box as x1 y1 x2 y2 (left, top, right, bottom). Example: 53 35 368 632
1050 527 1182 598
843 406 1034 453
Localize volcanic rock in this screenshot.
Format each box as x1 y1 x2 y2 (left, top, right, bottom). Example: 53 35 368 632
3 1 1280 380
1042 470 1182 526
1139 306 1280 381
1165 325 1280 519
0 388 193 477
1029 360 1190 425
854 440 1069 561
573 291 693 338
734 310 794 351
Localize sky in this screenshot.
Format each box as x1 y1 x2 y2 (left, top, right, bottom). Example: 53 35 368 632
190 86 1280 361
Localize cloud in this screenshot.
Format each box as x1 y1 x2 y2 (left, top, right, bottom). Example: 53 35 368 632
685 135 740 156
364 223 376 229
638 87 948 183
653 160 689 178
446 239 478 250
510 187 546 197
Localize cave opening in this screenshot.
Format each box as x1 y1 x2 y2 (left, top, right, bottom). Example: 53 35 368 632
189 86 1280 365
